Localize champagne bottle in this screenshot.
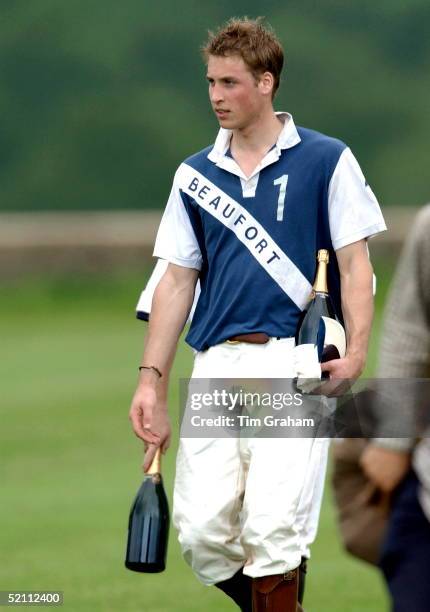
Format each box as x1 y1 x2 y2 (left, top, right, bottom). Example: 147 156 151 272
296 249 346 365
125 448 169 573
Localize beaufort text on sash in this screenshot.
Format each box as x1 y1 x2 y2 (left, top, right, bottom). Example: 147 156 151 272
180 163 312 311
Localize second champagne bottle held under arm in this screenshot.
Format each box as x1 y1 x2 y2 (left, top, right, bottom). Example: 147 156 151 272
296 249 345 364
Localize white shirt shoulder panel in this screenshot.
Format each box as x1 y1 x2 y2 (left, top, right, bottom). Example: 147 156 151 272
153 164 203 270
328 148 387 251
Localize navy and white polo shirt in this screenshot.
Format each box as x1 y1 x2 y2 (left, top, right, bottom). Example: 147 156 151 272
153 113 386 351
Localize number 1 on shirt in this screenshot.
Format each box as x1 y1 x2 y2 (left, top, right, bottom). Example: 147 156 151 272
274 174 289 221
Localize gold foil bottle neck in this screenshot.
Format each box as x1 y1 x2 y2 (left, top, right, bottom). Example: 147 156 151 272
146 447 161 475
317 249 329 264
313 249 329 294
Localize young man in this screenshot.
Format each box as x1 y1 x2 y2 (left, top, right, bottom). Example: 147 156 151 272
129 18 386 611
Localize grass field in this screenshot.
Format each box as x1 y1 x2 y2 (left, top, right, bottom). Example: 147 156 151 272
1 261 394 611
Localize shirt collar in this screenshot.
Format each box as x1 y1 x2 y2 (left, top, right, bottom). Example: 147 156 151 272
207 112 301 164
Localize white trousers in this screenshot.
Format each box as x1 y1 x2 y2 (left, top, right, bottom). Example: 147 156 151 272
172 338 330 586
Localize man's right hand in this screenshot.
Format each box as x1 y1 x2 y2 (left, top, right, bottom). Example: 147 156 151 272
142 398 172 472
129 381 160 442
129 380 172 471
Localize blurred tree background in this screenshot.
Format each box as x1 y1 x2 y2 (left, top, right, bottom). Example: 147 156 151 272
0 0 428 212
2 5 423 609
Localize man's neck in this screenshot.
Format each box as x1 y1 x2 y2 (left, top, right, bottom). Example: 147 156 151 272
228 109 285 178
230 110 285 155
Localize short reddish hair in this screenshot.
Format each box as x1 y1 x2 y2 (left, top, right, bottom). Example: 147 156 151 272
202 17 284 98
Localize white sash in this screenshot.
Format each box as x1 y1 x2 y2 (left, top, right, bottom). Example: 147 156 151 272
179 163 312 310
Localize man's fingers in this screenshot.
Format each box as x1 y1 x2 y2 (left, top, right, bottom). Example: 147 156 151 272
320 363 331 372
142 403 153 430
161 434 171 454
129 409 160 443
136 429 160 444
131 415 160 444
320 359 337 372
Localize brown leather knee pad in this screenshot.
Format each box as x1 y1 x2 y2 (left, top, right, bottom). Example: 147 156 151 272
252 569 299 612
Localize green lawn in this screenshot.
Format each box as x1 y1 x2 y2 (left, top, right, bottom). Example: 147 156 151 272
1 263 393 611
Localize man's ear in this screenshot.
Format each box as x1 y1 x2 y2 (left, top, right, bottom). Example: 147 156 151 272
258 71 275 96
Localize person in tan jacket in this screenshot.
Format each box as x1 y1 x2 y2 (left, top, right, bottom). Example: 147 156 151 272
360 205 430 611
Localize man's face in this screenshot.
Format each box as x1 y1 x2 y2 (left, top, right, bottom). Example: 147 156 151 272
206 54 267 130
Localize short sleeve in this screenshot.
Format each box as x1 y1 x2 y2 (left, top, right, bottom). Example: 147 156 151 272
135 258 168 320
135 257 201 322
153 164 203 270
328 148 387 250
